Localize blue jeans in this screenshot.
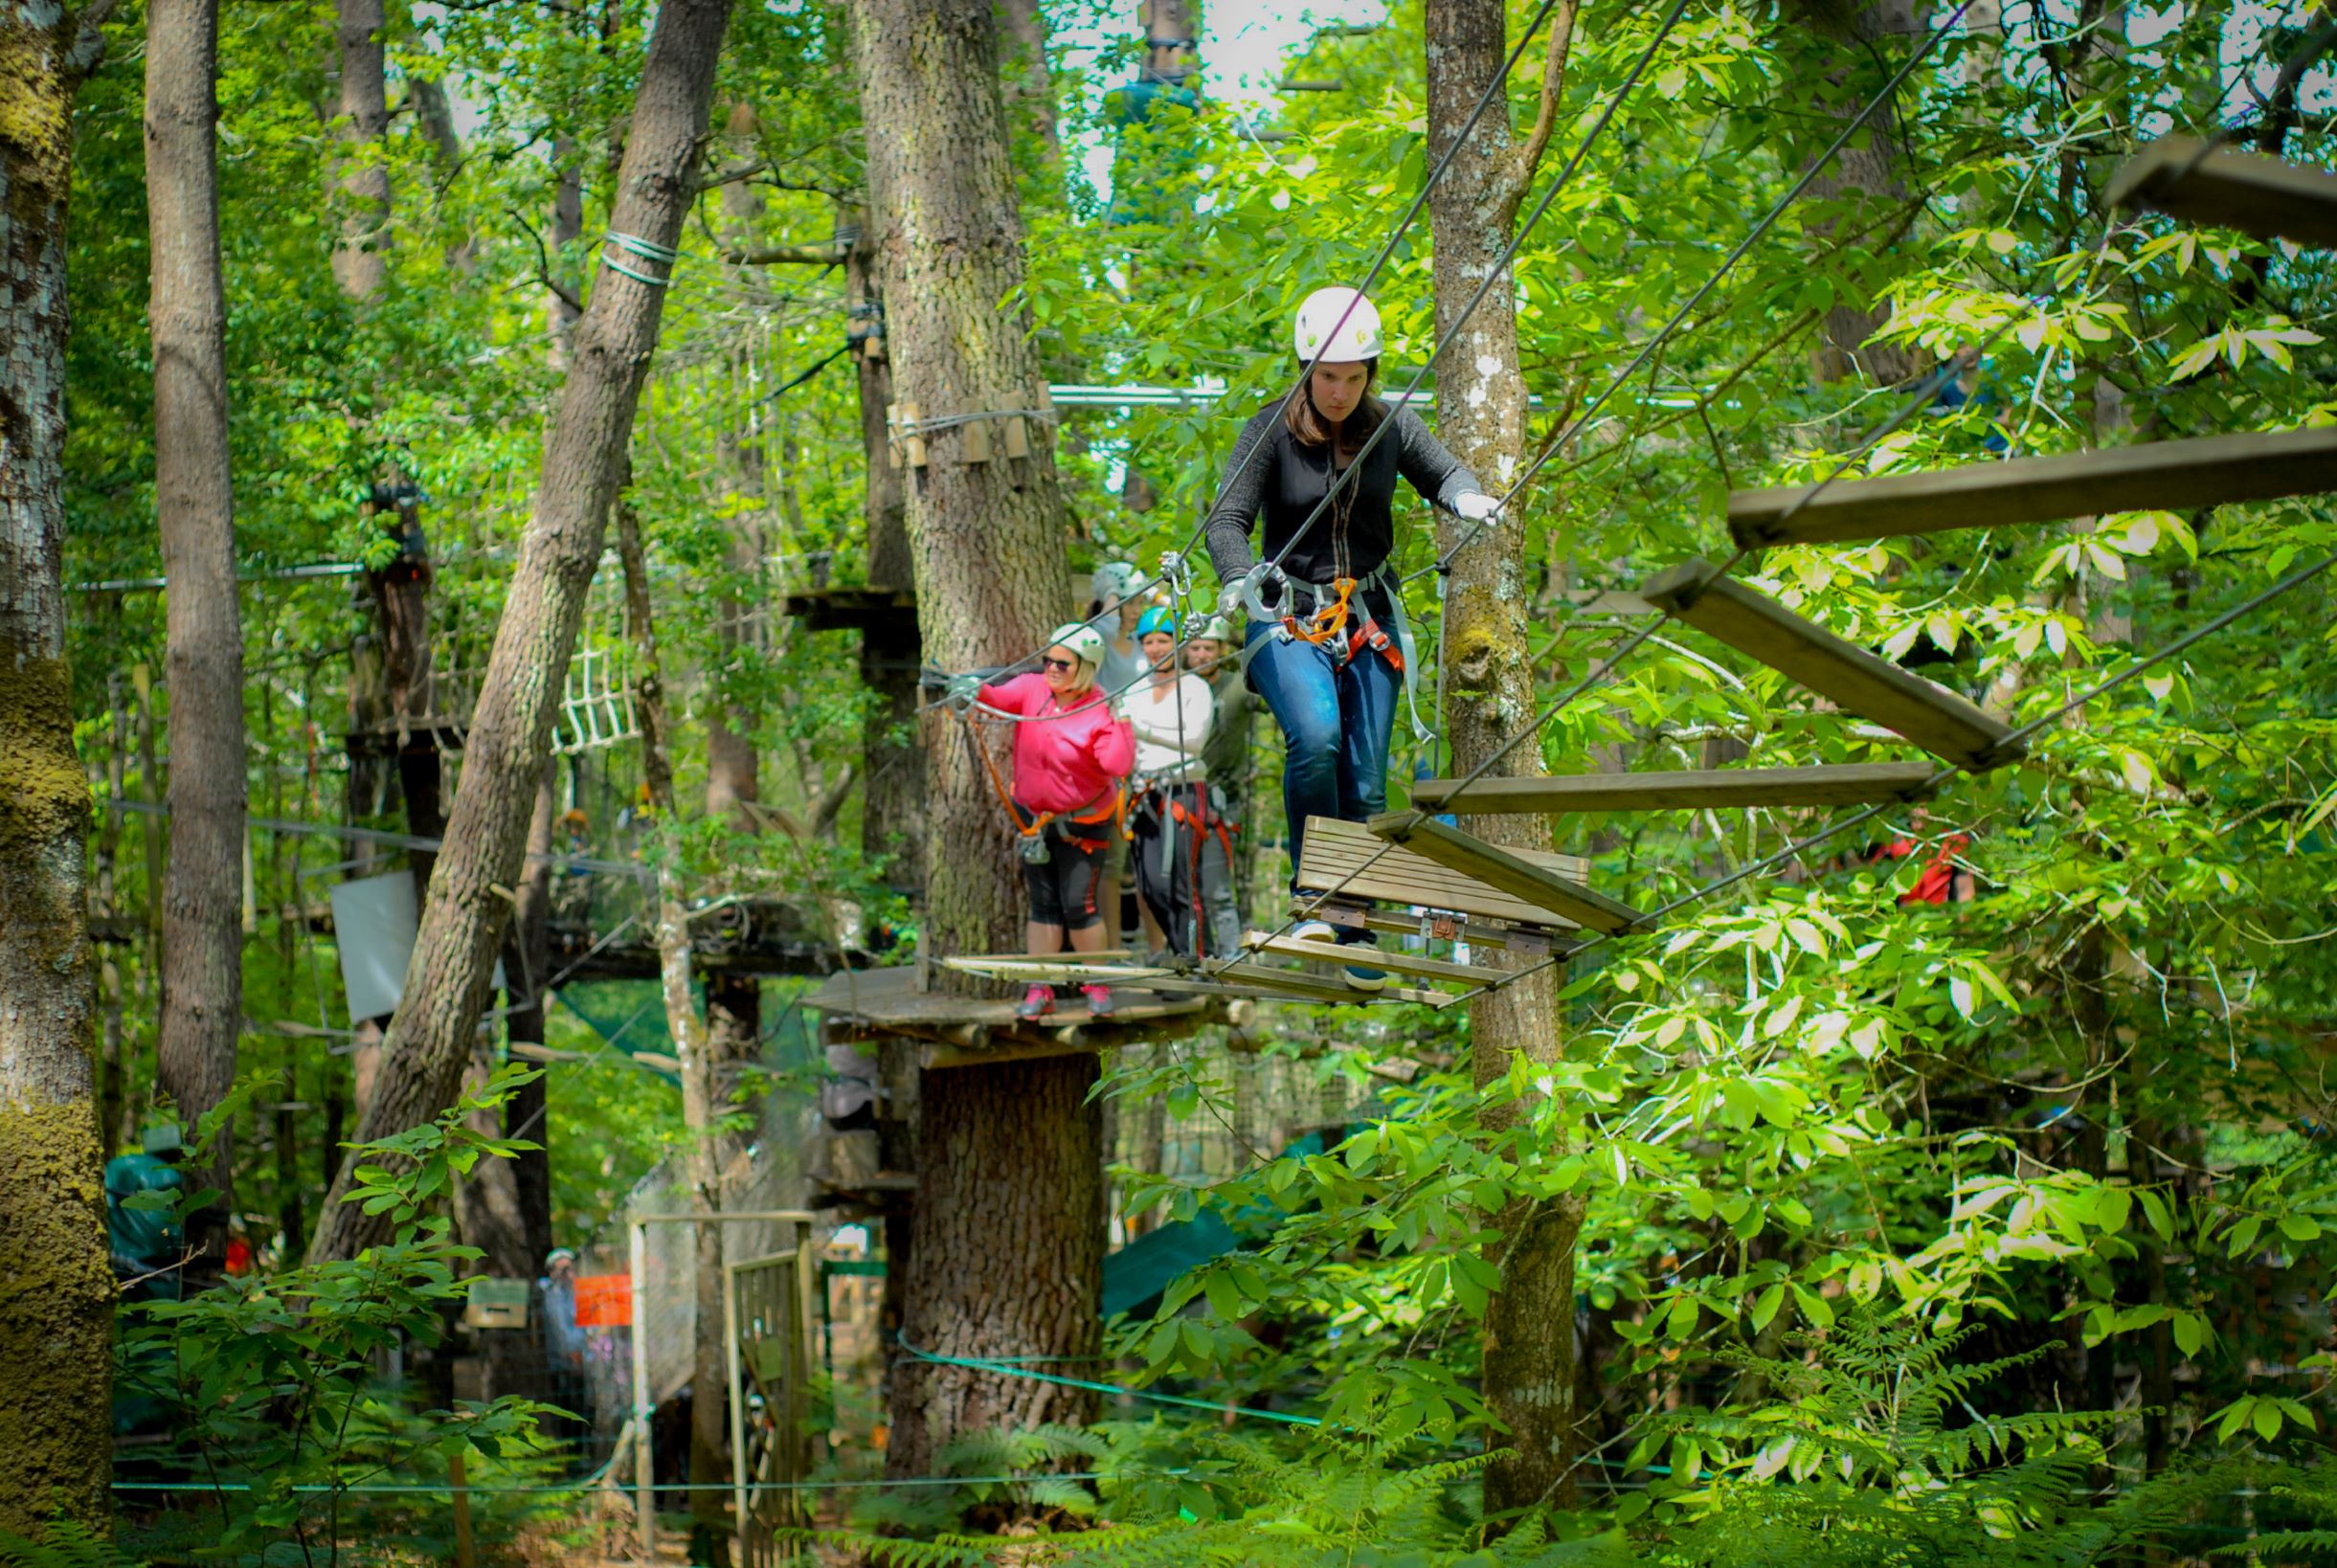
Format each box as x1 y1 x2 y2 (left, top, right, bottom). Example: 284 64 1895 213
1245 622 1401 895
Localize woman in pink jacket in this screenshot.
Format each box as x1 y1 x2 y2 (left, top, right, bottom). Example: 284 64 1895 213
976 623 1136 1019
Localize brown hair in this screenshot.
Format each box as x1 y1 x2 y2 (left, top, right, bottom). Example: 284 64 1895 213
1284 358 1385 455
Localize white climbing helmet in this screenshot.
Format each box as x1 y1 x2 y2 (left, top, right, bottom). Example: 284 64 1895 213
1046 622 1108 679
1293 286 1383 364
1090 561 1148 606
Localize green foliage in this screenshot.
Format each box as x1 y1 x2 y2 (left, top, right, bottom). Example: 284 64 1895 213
116 1069 560 1558
0 1516 143 1568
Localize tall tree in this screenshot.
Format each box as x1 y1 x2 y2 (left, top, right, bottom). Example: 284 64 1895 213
149 0 244 1252
308 0 735 1264
846 0 1099 1477
0 0 121 1536
1423 0 1586 1516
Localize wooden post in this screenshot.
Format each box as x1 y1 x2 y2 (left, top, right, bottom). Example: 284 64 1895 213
448 1452 476 1568
629 1221 655 1560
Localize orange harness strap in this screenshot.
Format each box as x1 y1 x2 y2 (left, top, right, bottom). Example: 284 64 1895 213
1280 575 1359 646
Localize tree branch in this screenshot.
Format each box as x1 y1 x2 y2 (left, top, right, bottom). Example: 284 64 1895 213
1510 0 1580 195
68 0 120 77
506 208 583 315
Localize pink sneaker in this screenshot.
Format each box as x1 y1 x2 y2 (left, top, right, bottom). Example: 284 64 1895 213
1015 984 1055 1020
1080 983 1116 1019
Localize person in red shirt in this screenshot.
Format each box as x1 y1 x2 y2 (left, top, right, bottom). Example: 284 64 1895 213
975 623 1137 1019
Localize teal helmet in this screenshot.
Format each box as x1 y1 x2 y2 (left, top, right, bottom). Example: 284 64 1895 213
1135 606 1178 640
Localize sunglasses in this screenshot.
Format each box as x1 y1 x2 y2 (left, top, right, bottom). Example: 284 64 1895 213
1041 656 1077 673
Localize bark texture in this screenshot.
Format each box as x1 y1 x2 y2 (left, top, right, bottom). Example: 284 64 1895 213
330 0 389 298
1790 0 1922 385
1425 0 1585 1516
847 0 1098 1475
0 0 116 1534
889 1055 1105 1476
149 0 244 1235
505 764 557 1272
844 229 922 887
309 0 733 1263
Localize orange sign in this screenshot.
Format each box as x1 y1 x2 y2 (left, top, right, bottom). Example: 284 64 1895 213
573 1274 632 1328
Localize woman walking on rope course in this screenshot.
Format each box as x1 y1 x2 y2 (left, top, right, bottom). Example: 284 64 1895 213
1206 287 1504 989
1125 607 1241 962
966 625 1136 1019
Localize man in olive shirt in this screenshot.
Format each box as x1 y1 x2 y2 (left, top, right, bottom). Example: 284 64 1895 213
1184 616 1255 917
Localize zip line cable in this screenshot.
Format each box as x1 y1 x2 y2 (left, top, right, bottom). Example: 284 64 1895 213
945 0 1571 717
1450 543 2337 1008
1414 0 1975 583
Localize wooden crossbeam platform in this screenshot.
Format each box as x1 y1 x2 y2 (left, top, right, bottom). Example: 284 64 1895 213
2108 134 2337 250
800 964 1218 1064
1365 814 1642 936
1298 816 1589 930
1728 426 2337 549
1640 559 2021 773
1201 960 1463 1010
1246 930 1508 986
1410 762 1940 815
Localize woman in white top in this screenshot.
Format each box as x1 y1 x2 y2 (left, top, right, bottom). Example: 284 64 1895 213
1125 608 1242 959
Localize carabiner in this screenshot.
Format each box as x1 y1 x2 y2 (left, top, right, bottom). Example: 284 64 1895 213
1240 561 1290 622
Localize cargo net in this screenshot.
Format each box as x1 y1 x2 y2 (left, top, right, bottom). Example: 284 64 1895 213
553 586 641 755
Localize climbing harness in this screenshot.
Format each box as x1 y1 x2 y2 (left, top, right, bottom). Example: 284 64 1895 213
1239 561 1435 746
969 701 1120 867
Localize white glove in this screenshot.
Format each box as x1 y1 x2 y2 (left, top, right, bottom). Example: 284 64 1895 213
1452 491 1504 525
1217 580 1247 620
944 672 982 711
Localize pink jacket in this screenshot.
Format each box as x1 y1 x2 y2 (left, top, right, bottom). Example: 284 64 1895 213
978 673 1135 818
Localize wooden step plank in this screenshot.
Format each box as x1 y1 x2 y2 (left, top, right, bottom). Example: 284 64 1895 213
1247 931 1507 985
1729 426 2337 549
1368 815 1642 936
1410 762 1940 815
1640 559 2021 773
1296 816 1587 929
2108 134 2337 250
1206 959 1463 1010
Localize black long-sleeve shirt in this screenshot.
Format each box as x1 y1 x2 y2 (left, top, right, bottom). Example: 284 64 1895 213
1202 402 1481 590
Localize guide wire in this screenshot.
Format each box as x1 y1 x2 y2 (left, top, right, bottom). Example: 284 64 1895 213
1415 0 1975 582
1445 547 2337 1008
942 0 1571 718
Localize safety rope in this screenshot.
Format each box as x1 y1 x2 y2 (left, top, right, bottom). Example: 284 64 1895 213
899 1336 1321 1428
600 230 680 287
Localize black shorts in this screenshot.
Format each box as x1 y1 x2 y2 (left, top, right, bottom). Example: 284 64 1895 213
1020 818 1110 931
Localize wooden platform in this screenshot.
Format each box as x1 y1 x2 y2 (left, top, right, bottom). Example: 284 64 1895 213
1365 815 1643 936
1640 559 2020 773
943 951 1462 1009
1409 762 1940 815
1297 815 1590 930
2107 134 2337 250
1727 426 2337 549
800 963 1217 1066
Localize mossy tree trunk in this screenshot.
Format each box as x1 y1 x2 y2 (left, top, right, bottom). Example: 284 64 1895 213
0 0 121 1535
845 0 1100 1477
148 0 244 1266
1424 0 1587 1517
308 0 733 1264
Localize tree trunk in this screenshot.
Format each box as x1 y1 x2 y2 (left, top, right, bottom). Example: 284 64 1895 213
0 0 117 1535
330 0 390 298
308 0 733 1264
847 0 1098 1475
614 489 741 1555
997 0 1061 167
844 230 923 889
149 0 244 1256
1424 0 1586 1518
506 765 557 1273
1790 0 1923 386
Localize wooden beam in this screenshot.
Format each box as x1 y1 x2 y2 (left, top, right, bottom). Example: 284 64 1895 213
2108 134 2337 251
1247 931 1508 985
1640 559 2021 772
1729 425 2337 549
1367 814 1642 936
1410 761 1940 815
1297 815 1588 929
